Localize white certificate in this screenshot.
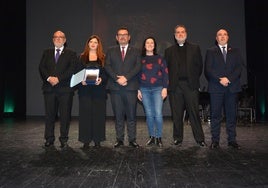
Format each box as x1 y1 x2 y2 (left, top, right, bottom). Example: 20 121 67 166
70 68 100 87
70 69 86 87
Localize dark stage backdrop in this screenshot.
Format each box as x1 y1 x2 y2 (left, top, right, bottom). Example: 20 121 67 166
27 0 247 116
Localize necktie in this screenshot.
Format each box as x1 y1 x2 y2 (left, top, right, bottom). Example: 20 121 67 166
121 47 125 61
222 46 227 62
55 49 60 63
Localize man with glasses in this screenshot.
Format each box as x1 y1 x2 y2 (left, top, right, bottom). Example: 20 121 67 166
39 30 77 149
105 26 141 148
165 25 206 147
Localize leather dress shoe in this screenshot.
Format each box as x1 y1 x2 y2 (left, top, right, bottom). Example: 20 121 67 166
198 141 207 147
129 141 139 148
83 143 90 149
60 142 69 149
94 142 101 148
44 141 54 147
174 140 182 146
228 142 241 150
210 141 219 149
114 141 124 148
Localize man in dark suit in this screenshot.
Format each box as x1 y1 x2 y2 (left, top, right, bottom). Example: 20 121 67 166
105 26 141 148
39 30 77 149
165 25 206 147
205 29 243 149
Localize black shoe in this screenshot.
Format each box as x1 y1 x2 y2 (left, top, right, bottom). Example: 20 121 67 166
114 141 124 148
174 140 182 146
156 138 163 148
60 142 69 149
228 142 241 150
129 141 139 148
146 136 155 146
210 141 219 149
83 143 90 149
198 141 207 147
94 142 101 148
44 141 54 147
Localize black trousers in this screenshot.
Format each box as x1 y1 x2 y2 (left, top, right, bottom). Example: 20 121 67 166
210 91 238 143
43 91 73 143
110 89 138 142
169 81 204 143
78 95 106 144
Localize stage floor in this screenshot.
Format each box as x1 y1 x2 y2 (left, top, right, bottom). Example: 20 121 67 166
0 117 267 188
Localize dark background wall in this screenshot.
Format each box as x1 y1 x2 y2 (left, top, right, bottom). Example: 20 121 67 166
244 0 267 122
26 0 248 117
1 0 267 122
1 0 26 119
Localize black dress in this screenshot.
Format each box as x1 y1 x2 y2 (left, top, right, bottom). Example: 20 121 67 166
77 60 107 144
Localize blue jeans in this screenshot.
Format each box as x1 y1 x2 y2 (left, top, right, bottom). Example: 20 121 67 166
140 86 163 138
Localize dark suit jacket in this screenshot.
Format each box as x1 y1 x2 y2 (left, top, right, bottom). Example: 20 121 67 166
39 47 77 93
105 45 141 91
204 45 242 93
164 42 203 91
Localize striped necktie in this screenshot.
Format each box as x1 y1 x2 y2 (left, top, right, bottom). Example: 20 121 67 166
222 47 227 62
121 47 125 61
55 49 60 63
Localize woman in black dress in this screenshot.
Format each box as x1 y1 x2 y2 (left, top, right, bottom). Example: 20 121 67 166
77 35 107 148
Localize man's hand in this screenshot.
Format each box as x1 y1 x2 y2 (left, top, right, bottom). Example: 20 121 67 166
117 75 127 86
219 77 230 87
48 76 59 86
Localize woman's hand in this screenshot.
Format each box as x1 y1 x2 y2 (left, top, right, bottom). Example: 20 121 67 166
137 90 142 101
95 77 102 85
162 88 167 100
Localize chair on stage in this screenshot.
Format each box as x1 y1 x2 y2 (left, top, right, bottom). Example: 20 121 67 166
237 94 255 123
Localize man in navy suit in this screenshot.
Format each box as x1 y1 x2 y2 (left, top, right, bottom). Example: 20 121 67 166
105 27 141 148
205 29 243 149
39 30 77 149
165 25 206 147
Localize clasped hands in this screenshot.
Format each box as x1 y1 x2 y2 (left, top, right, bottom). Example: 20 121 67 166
117 75 127 86
48 76 59 86
219 77 230 87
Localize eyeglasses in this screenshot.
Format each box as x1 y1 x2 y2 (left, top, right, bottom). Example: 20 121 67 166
53 36 65 39
175 31 186 34
117 34 129 37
